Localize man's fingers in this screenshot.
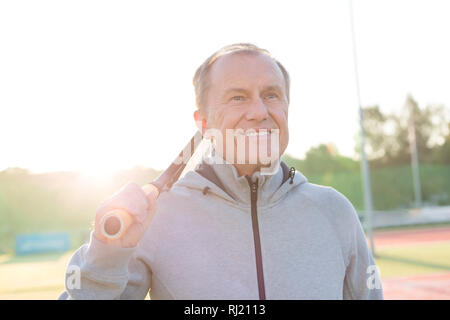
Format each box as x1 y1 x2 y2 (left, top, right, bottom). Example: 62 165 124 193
140 184 159 223
95 182 159 246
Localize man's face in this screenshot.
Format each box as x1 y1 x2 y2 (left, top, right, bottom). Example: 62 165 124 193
199 52 289 166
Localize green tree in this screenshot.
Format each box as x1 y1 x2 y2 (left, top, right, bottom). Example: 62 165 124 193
358 95 449 168
283 143 358 176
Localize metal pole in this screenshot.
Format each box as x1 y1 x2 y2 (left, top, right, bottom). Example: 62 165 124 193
348 0 376 256
406 96 423 208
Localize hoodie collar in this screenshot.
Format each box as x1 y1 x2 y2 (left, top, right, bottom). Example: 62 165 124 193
205 154 283 206
175 152 308 207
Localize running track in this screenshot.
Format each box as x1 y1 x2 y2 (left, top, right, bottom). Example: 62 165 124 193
370 226 450 299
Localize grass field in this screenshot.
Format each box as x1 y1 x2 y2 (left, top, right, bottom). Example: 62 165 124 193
375 242 450 278
1 227 449 299
0 252 70 299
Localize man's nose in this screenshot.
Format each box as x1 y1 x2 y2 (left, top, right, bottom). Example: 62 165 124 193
245 97 269 122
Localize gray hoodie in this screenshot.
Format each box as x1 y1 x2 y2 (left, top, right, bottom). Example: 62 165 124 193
59 157 383 300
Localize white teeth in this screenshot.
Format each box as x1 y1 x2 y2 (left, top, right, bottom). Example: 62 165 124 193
243 130 271 137
247 132 266 137
246 132 268 137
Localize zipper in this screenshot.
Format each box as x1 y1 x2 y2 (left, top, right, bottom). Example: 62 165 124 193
249 178 266 300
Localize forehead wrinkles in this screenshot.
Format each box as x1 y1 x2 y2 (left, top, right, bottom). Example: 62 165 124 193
209 52 285 94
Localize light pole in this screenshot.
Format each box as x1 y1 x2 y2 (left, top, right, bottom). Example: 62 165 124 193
348 0 376 256
406 95 423 208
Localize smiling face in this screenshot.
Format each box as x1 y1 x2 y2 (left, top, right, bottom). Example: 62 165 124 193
194 51 289 175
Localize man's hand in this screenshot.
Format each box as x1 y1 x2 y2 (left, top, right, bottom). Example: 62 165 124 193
94 182 159 248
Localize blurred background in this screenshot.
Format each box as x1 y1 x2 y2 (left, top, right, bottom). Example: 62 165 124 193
0 0 449 299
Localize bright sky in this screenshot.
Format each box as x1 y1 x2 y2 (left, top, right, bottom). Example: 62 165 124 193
1 0 449 175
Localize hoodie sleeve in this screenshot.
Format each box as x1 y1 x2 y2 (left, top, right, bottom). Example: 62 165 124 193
341 198 383 300
58 232 151 300
317 187 383 300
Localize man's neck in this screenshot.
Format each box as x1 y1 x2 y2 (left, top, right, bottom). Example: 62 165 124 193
233 163 260 177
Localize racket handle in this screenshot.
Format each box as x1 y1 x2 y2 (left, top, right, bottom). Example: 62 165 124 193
100 184 160 240
99 131 201 240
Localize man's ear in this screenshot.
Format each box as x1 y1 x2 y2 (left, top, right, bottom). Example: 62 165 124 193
193 110 207 135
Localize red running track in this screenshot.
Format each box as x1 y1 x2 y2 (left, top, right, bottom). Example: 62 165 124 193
368 226 450 299
382 272 450 300
371 226 450 247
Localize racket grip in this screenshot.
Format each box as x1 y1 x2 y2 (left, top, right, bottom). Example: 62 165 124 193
100 184 160 240
100 209 134 240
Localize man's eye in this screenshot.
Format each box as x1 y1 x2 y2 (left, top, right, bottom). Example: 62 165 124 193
231 96 245 101
265 93 279 100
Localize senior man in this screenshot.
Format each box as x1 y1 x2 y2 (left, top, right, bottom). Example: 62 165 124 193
59 43 383 300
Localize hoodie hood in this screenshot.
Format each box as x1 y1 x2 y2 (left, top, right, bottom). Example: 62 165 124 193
175 154 308 207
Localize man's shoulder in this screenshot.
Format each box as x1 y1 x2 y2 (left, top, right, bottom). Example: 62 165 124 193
293 181 360 225
291 182 363 264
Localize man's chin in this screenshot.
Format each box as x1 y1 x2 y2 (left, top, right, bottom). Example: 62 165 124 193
234 158 280 176
243 151 280 167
